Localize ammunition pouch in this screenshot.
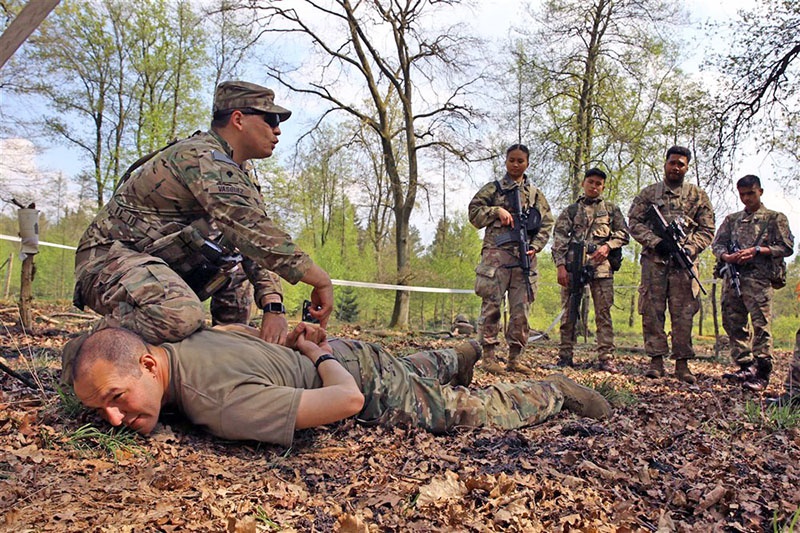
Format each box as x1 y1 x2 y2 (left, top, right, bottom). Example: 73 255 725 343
608 247 623 272
525 207 542 239
139 220 243 301
769 258 787 289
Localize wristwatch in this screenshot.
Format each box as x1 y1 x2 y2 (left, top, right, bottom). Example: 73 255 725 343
263 302 286 314
754 246 761 256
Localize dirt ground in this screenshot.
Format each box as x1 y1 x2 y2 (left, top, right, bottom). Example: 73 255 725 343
1 303 799 532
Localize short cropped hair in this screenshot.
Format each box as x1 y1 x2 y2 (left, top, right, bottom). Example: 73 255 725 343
666 145 692 163
584 167 607 181
211 110 235 129
737 174 762 189
72 328 147 384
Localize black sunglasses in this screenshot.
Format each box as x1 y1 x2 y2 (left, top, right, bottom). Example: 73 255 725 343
240 109 281 128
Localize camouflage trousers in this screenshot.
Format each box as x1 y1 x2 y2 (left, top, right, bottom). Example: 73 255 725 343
638 257 700 360
559 277 615 360
74 242 253 344
783 328 800 396
721 274 774 366
475 249 537 353
328 339 564 432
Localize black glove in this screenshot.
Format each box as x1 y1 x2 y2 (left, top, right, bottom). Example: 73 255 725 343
654 240 671 257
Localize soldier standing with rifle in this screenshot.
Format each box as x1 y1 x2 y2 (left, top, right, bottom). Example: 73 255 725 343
628 146 715 383
552 168 629 373
70 81 333 347
712 175 794 392
469 144 554 375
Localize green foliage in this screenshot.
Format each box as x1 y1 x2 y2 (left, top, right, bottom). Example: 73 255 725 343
743 400 800 431
254 505 281 530
335 286 360 323
57 386 84 419
65 424 145 459
587 378 638 407
774 507 800 533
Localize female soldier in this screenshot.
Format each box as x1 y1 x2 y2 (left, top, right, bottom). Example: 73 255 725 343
468 144 554 375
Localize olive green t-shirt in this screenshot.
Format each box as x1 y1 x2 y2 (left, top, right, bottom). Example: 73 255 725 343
163 329 322 447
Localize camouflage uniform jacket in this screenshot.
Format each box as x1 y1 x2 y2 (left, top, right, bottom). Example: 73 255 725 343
76 130 312 303
711 205 794 276
468 173 554 257
551 196 630 278
628 180 715 262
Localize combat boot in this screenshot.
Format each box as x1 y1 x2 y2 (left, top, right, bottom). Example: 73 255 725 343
556 352 575 368
722 363 756 383
451 340 482 387
675 359 697 384
507 347 534 376
598 358 620 374
481 346 505 376
743 357 772 392
545 373 612 420
645 356 665 379
766 392 800 408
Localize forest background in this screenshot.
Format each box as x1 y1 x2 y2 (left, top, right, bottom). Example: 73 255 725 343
1 0 799 344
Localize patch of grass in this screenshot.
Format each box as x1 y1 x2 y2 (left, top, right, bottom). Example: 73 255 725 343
254 505 281 530
56 385 84 418
588 378 638 407
744 400 800 431
65 423 145 459
774 507 800 533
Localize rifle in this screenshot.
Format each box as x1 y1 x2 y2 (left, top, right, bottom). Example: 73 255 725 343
719 242 742 297
494 184 541 302
648 204 707 295
566 241 595 324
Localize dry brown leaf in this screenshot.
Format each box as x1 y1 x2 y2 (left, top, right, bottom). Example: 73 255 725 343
337 512 370 533
697 483 728 512
416 470 466 506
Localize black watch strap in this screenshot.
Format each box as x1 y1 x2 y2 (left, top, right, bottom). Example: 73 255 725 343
314 354 337 369
263 302 286 314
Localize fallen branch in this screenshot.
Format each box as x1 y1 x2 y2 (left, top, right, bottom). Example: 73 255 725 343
0 358 38 389
32 310 59 325
50 312 99 320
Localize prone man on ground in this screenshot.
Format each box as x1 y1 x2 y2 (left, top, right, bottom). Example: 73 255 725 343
73 80 332 346
63 324 612 447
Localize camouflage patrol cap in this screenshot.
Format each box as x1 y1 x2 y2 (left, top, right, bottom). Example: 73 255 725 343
213 80 292 121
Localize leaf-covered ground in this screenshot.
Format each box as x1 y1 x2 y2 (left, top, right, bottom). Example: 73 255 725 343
1 303 799 532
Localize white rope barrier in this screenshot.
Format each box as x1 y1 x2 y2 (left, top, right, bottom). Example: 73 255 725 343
0 233 720 291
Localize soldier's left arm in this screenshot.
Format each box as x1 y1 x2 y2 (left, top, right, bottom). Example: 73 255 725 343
551 209 575 266
530 187 555 252
685 188 716 256
606 203 630 250
765 212 795 258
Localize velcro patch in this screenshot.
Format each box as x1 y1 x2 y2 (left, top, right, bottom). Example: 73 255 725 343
207 184 255 198
211 150 239 166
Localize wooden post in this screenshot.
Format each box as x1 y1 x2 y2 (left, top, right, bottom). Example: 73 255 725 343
16 207 40 330
19 254 34 329
3 253 12 299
